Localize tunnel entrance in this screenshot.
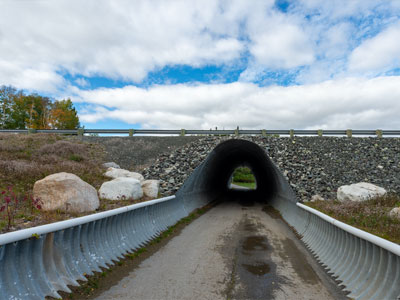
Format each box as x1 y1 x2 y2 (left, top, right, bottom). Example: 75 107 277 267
176 139 295 212
229 166 257 190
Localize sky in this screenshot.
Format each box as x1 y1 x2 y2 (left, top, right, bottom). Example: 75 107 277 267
1 0 400 130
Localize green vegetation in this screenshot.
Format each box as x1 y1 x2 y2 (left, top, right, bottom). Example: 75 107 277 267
0 85 80 130
232 166 256 189
232 166 256 183
305 194 400 244
232 181 256 189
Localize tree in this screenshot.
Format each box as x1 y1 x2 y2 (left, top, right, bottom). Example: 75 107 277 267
49 99 80 129
0 86 80 130
0 86 17 129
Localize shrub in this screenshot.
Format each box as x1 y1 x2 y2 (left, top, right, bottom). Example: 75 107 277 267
233 166 256 183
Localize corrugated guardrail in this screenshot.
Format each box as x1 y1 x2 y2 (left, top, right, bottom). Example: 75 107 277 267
1 193 399 299
1 128 400 137
0 195 189 300
290 203 400 300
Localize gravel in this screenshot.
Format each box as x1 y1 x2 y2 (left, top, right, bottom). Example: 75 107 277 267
140 136 400 201
79 136 203 171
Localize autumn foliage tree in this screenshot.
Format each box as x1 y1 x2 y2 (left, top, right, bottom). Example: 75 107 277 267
0 85 80 130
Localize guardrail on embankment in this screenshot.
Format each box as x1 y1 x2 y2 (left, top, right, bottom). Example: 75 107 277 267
1 128 400 137
277 200 400 300
0 195 188 300
1 194 399 299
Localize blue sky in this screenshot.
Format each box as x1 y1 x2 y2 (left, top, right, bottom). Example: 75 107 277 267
1 0 400 129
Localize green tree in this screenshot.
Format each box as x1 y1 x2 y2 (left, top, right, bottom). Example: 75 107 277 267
0 86 80 130
0 86 17 129
49 99 80 129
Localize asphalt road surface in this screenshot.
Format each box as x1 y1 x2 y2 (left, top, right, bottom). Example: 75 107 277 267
96 200 347 300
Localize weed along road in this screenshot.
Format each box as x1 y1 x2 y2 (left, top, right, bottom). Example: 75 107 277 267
95 200 347 300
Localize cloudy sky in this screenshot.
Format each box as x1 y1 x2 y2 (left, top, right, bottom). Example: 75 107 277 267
1 0 400 129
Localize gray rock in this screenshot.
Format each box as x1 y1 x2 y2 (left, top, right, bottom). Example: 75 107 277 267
104 167 144 182
33 172 99 213
103 162 121 169
337 182 387 202
99 177 143 200
141 180 159 198
389 207 400 219
311 194 325 202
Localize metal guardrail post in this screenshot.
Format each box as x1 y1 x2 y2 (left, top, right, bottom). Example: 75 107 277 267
77 128 84 137
317 129 323 137
129 129 135 137
376 129 383 138
289 129 294 138
28 128 37 134
180 129 185 136
346 129 352 138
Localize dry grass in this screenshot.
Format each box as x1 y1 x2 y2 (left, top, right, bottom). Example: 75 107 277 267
0 133 159 233
0 133 106 192
0 133 106 232
306 194 400 244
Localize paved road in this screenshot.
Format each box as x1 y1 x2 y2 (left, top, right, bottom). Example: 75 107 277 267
96 201 346 300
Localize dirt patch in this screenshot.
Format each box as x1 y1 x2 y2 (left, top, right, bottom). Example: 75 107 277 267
242 236 268 252
242 262 271 276
262 205 282 219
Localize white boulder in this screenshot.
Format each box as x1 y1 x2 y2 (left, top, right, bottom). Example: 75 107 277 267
33 172 99 213
141 180 159 198
104 167 144 182
311 194 325 202
337 182 387 202
389 207 400 219
99 177 143 200
102 162 120 169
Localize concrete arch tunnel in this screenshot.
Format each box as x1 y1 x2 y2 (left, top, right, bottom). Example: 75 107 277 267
175 139 298 214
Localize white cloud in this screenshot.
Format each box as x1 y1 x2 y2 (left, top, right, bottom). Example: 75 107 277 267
349 22 400 73
73 76 400 129
248 20 314 69
0 0 247 89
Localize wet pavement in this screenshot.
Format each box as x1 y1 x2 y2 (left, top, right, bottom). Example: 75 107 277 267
96 200 347 300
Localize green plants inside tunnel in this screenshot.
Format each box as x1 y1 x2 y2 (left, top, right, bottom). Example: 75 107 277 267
231 166 257 190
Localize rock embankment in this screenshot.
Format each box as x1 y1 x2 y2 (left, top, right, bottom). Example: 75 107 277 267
81 136 203 171
142 136 400 201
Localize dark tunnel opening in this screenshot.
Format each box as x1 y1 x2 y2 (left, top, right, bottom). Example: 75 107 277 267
176 139 291 209
202 139 278 204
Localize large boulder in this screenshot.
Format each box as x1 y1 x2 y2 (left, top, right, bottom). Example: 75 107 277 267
104 167 144 182
99 177 143 200
141 180 159 198
102 162 120 169
389 207 400 219
33 172 99 213
337 182 387 202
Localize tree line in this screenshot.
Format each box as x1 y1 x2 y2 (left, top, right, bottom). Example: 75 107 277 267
0 85 80 130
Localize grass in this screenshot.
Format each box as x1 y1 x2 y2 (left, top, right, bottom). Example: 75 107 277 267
232 181 256 189
305 194 400 244
0 133 165 233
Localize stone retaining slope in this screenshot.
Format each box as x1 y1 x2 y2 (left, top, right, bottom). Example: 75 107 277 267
141 136 400 201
